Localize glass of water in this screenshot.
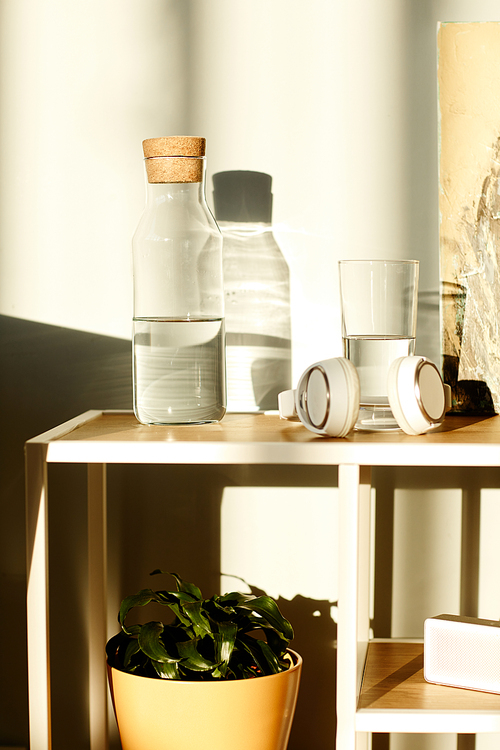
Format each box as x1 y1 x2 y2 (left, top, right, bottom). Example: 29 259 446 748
339 259 419 431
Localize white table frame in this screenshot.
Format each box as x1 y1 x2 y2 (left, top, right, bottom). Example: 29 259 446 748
25 410 500 750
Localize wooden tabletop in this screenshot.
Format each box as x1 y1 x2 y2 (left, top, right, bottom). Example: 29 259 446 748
26 410 500 467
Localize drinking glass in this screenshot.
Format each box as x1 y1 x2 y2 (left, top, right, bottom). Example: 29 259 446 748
339 259 419 431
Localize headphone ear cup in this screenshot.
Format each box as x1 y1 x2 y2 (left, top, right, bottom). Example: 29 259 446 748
387 358 416 435
335 358 361 437
388 356 447 435
294 357 360 437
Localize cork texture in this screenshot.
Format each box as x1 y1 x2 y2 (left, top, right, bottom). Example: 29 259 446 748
143 136 206 158
145 157 203 183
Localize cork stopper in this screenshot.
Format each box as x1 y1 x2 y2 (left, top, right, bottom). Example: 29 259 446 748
142 136 206 184
143 136 206 158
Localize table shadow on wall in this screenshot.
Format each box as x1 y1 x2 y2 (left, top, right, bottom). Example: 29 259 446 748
0 313 133 748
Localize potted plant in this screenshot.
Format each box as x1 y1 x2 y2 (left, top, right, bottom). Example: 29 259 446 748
106 570 302 750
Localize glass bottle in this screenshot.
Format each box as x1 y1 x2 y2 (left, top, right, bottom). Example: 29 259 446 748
132 136 226 425
212 170 292 412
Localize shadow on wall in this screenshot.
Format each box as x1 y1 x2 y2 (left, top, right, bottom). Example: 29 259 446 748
2 313 339 750
282 595 337 750
0 314 133 748
250 584 337 750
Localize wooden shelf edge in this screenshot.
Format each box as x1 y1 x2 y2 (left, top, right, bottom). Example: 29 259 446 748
24 411 500 468
357 640 500 733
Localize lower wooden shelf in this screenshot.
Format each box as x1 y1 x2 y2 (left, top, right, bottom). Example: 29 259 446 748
356 641 500 734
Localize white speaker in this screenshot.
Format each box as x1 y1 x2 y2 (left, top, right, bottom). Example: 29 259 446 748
424 614 500 693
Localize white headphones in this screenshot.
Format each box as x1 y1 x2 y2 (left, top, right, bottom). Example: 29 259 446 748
278 356 452 437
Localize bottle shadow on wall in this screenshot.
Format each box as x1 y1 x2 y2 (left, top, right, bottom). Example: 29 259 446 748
212 170 292 413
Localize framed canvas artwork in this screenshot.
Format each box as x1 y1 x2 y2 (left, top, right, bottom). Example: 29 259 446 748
438 22 500 415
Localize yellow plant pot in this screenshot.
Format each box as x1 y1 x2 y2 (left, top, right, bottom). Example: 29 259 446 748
108 650 302 750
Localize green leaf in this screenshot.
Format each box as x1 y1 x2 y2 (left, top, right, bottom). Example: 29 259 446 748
169 572 203 600
219 591 255 606
151 570 202 600
156 589 198 604
152 660 181 680
236 596 294 640
217 620 238 664
138 621 180 664
259 626 290 658
213 621 238 677
183 599 212 638
255 639 285 674
124 623 142 637
163 601 193 629
203 597 236 622
177 638 219 672
237 635 275 676
121 587 194 630
123 639 141 668
105 631 128 665
239 615 288 651
118 589 158 632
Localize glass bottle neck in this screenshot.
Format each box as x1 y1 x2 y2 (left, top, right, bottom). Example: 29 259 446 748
145 180 206 204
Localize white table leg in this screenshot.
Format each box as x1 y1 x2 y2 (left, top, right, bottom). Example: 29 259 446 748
25 442 51 750
88 464 108 750
336 464 372 750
